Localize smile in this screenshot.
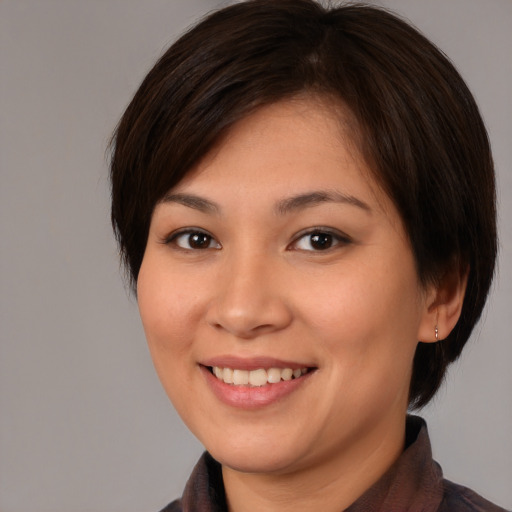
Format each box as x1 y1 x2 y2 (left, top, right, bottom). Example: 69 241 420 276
210 366 309 386
201 362 316 409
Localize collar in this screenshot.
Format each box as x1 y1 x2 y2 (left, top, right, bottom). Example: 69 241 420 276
177 415 443 512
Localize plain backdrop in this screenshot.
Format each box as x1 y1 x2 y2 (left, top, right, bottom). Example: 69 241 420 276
1 1 511 511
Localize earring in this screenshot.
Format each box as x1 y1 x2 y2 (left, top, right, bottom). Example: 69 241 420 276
435 325 439 341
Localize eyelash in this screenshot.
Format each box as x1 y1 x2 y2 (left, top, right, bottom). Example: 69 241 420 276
289 228 352 252
163 227 352 252
164 229 221 250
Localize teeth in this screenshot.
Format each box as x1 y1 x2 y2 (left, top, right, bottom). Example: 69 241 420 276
211 366 309 386
249 368 267 387
223 367 234 384
281 368 293 381
233 369 249 385
267 368 281 384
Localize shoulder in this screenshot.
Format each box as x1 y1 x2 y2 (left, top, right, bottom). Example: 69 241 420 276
439 479 510 512
158 498 182 512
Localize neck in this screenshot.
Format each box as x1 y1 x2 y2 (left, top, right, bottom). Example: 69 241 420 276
222 415 406 512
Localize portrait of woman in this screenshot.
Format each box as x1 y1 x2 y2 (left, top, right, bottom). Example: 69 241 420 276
108 1 510 510
1 1 510 511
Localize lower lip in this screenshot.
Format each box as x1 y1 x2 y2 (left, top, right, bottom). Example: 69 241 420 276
200 366 314 410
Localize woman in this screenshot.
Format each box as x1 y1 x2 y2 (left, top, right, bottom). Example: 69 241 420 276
109 1 506 510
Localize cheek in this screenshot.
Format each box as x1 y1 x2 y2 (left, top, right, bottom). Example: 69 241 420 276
299 258 423 372
137 258 200 359
301 265 422 426
136 258 207 416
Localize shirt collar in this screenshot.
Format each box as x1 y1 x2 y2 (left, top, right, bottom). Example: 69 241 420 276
179 415 443 512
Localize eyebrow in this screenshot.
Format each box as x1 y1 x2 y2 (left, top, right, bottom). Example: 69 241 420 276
161 193 220 214
275 190 371 215
160 189 371 215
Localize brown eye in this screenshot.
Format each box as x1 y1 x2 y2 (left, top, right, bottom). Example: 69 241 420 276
188 233 213 249
170 230 221 250
309 233 334 250
292 229 351 251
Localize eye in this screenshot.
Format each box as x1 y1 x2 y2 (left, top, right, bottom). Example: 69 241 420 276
167 229 221 250
291 229 351 251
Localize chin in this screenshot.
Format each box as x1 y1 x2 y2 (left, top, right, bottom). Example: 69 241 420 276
201 431 308 474
212 447 300 474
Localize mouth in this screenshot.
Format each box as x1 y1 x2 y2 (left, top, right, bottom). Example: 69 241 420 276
200 361 317 409
208 366 312 387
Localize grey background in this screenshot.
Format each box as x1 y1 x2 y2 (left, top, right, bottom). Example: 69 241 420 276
1 1 510 511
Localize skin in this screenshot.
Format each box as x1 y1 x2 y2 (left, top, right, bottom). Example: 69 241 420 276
137 98 464 512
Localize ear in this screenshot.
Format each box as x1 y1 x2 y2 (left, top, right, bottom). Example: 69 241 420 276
417 264 468 343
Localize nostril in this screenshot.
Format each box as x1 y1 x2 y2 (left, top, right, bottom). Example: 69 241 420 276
205 277 293 338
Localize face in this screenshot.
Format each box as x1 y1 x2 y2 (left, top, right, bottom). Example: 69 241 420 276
137 98 432 476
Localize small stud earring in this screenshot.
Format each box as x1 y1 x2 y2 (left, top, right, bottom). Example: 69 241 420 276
435 325 439 341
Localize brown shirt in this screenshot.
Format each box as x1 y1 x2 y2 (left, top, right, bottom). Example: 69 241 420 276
160 416 509 512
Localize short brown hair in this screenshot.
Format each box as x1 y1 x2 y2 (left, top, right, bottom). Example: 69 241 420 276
109 0 496 408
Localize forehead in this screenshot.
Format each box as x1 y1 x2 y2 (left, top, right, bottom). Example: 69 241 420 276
179 99 354 181
169 97 392 217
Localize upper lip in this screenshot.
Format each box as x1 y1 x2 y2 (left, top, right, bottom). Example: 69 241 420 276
200 355 315 371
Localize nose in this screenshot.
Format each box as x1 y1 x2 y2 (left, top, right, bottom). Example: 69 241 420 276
205 252 293 339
